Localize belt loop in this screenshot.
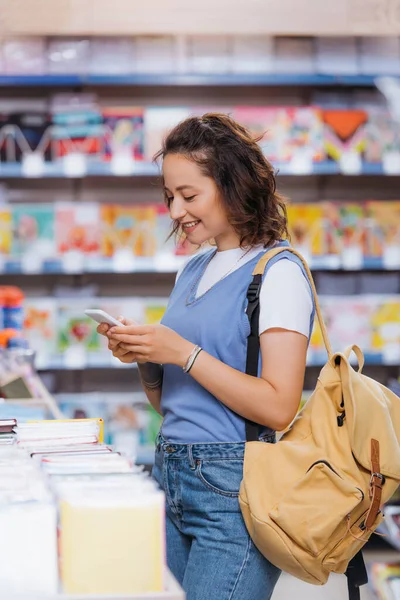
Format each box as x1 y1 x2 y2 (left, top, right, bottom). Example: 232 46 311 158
188 445 196 470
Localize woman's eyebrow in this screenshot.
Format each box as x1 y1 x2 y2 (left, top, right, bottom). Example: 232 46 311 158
164 185 196 193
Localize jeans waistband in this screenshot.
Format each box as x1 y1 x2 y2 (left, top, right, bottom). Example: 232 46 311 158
156 432 246 460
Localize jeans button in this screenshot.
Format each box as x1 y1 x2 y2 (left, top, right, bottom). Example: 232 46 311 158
165 446 175 454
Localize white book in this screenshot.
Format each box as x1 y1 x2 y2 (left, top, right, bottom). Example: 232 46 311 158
232 36 274 74
359 37 400 75
188 36 231 74
315 37 360 75
133 36 176 74
0 501 58 595
274 37 315 74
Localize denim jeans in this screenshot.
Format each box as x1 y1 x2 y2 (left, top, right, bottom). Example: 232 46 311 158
152 433 281 600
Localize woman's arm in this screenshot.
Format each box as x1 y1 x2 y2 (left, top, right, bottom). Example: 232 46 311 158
108 324 308 432
140 384 163 416
97 321 163 416
187 328 308 431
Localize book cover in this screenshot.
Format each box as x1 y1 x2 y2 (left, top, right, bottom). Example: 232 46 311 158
11 203 55 259
0 207 12 256
281 107 325 163
322 296 374 353
144 298 168 324
370 296 400 362
144 107 191 162
233 106 281 161
103 107 144 161
23 298 57 364
365 109 400 163
365 200 400 258
55 202 101 255
58 303 100 354
335 202 366 253
286 203 325 257
101 204 158 257
322 109 368 162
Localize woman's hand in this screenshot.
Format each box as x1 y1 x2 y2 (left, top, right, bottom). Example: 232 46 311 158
107 323 193 367
97 317 138 364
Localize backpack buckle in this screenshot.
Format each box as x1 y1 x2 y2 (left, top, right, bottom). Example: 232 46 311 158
247 276 262 303
370 472 385 486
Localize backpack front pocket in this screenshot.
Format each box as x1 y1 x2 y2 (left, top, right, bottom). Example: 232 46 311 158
269 461 364 557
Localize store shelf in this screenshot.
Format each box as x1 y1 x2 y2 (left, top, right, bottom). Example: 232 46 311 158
1 160 399 179
21 569 184 600
377 521 400 552
0 161 160 178
0 73 387 88
0 255 398 276
0 256 187 276
36 356 139 371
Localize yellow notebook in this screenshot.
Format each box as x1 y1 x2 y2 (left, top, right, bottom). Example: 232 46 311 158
60 491 165 594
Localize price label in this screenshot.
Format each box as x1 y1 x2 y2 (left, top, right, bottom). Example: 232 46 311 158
339 152 362 175
112 249 136 273
382 343 400 366
63 346 87 369
382 245 400 269
63 153 87 178
288 153 313 175
22 153 45 178
21 253 43 274
62 250 85 274
382 151 400 175
341 246 363 270
111 152 135 176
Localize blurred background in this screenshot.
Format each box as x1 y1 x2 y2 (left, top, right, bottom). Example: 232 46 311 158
0 3 399 597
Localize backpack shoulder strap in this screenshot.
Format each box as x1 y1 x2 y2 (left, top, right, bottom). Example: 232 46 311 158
244 245 333 442
253 246 333 358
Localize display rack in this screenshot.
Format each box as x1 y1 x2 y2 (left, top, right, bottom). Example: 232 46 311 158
0 73 387 87
16 570 185 600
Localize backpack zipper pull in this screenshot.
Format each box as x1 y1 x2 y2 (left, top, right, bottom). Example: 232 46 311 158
337 411 346 427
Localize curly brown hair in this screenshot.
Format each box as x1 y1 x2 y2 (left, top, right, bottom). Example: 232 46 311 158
154 112 288 248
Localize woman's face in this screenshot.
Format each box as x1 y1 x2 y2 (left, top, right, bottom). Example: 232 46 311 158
162 153 240 250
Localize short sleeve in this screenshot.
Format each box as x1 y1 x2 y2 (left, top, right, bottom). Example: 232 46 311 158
259 259 313 338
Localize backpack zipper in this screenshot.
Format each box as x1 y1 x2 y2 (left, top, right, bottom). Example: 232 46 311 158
306 460 365 500
307 460 340 476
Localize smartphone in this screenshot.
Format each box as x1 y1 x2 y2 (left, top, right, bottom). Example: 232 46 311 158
84 309 124 328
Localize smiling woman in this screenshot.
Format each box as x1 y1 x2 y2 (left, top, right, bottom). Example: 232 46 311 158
162 154 236 250
155 113 288 252
101 112 314 600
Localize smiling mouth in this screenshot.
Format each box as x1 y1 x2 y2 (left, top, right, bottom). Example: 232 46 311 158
181 220 201 232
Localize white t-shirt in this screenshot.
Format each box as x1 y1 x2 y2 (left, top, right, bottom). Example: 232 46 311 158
176 246 313 338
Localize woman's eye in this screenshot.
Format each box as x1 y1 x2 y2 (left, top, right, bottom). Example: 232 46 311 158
166 196 173 205
184 195 196 201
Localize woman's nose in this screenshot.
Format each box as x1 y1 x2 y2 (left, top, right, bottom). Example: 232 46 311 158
169 198 187 221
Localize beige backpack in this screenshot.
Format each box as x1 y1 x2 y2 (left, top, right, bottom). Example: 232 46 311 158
239 247 400 600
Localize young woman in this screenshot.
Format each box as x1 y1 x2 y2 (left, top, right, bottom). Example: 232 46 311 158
99 113 314 600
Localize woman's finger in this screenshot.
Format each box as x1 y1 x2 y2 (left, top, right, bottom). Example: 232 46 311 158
119 343 149 356
115 352 137 364
112 345 133 357
108 332 149 345
108 325 151 337
108 338 121 350
97 323 110 336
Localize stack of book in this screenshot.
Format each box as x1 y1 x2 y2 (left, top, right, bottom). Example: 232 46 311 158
0 417 16 445
0 418 165 596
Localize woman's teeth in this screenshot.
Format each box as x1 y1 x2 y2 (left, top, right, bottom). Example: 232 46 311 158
182 220 200 231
